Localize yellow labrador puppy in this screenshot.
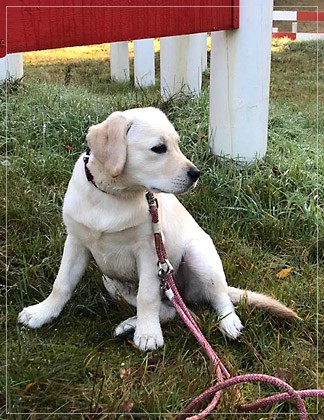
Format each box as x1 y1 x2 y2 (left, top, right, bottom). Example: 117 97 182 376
18 107 298 351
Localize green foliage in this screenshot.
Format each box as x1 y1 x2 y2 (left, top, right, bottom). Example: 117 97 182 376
2 41 323 418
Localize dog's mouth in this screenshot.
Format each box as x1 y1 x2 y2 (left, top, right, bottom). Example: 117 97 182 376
148 186 173 194
190 180 199 190
148 181 198 195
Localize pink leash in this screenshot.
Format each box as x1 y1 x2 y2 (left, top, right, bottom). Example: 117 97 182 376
145 192 324 420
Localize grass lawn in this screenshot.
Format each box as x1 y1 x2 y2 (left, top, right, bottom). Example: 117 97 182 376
1 39 324 419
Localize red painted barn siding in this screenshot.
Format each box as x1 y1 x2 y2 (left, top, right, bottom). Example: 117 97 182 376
0 0 239 58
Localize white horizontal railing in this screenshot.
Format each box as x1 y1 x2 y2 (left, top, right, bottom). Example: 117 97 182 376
273 11 297 21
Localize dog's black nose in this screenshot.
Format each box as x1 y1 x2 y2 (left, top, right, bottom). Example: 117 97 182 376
187 167 200 182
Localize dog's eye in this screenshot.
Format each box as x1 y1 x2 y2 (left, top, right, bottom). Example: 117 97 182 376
151 144 167 154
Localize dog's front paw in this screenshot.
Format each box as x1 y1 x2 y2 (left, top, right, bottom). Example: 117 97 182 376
133 325 164 352
18 302 56 329
219 312 243 339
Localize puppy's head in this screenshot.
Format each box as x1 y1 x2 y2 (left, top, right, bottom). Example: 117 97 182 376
86 107 200 194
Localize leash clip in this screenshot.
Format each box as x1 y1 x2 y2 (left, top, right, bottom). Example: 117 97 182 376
158 259 174 297
158 259 174 280
146 191 159 208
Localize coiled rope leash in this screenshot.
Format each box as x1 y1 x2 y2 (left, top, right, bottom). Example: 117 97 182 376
145 191 324 420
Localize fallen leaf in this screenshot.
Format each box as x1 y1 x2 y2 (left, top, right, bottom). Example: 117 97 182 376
65 145 72 152
23 382 36 394
272 166 282 176
119 367 131 379
198 131 206 139
276 267 293 279
120 399 134 413
276 368 291 382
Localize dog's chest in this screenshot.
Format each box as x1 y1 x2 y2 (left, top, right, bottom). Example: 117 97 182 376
89 229 140 281
64 189 189 282
65 217 154 282
91 243 138 281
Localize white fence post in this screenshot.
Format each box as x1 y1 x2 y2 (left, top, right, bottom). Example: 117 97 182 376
200 33 208 72
209 0 274 162
110 42 130 82
0 53 24 84
187 33 204 95
134 38 155 88
160 35 187 100
292 22 298 33
160 34 203 100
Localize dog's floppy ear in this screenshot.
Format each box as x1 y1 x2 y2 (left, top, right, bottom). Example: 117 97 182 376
86 112 131 177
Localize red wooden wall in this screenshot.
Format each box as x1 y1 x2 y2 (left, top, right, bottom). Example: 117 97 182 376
0 0 239 58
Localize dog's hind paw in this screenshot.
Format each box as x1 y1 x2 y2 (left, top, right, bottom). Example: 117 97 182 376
219 312 243 339
114 316 137 340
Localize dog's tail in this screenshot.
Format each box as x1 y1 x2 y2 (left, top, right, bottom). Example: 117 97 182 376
228 286 301 320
